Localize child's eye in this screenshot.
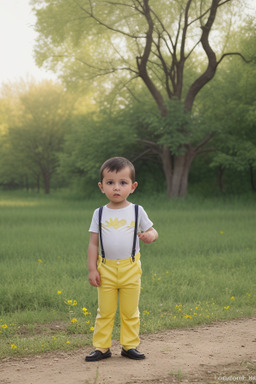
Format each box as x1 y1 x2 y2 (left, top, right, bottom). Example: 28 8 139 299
121 181 127 185
107 181 113 185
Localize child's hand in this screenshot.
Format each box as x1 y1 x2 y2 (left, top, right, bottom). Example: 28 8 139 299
88 269 101 287
138 228 158 244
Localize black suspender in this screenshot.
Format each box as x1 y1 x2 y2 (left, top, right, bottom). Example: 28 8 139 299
98 204 139 262
131 204 139 262
98 206 105 259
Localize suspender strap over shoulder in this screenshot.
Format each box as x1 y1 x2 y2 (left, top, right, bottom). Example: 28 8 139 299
98 204 139 262
131 204 139 262
98 206 105 260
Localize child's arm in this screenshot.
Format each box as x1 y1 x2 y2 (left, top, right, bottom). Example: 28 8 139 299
88 232 101 287
138 227 158 244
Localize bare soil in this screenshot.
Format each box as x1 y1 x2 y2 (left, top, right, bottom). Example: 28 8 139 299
0 317 255 384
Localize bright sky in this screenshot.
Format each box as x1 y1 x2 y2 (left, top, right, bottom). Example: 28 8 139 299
0 0 255 89
0 0 56 87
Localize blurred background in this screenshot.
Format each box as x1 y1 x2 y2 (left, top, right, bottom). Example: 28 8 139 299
0 0 256 199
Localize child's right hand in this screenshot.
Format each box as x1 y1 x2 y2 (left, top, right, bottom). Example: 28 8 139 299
88 270 101 287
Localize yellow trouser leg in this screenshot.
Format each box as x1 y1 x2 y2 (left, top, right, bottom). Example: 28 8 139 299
92 254 141 350
119 283 140 350
93 264 118 349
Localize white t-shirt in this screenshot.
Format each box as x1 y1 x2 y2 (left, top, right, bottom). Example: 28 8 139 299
89 203 153 260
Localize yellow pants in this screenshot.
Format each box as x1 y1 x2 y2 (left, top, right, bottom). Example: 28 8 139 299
93 253 142 350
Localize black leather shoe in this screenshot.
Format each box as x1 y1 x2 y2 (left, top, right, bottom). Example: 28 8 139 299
85 349 111 362
121 348 145 360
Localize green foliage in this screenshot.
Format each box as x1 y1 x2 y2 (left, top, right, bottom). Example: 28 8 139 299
194 26 256 192
58 110 137 192
129 98 214 155
0 81 74 193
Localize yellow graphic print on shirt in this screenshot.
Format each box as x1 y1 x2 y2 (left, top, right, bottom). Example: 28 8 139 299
105 218 127 229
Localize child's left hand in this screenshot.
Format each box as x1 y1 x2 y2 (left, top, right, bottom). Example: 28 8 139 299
138 228 158 244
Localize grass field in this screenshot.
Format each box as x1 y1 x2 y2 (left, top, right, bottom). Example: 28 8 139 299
0 191 255 358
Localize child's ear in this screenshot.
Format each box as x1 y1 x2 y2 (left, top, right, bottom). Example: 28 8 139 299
98 182 104 193
131 181 138 193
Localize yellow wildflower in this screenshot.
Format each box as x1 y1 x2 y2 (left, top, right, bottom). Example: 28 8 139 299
2 324 8 329
71 318 77 323
11 344 17 349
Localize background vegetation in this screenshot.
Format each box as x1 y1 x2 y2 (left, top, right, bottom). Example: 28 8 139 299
0 0 255 198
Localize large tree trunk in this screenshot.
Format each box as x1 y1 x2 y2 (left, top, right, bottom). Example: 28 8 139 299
160 145 195 197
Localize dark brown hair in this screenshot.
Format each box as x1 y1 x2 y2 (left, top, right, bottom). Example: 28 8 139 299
100 157 135 183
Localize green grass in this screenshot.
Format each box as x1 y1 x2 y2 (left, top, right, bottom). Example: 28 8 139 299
0 191 255 358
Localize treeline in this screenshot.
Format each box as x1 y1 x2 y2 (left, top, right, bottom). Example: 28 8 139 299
0 1 255 197
0 54 255 197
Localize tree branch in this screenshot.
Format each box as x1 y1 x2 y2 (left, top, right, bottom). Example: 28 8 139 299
194 133 215 153
139 139 163 154
175 0 193 98
136 0 166 116
185 0 219 112
73 0 140 39
152 35 173 98
75 57 138 76
217 52 251 65
132 148 152 162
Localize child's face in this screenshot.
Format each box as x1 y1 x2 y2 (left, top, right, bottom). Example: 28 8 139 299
98 166 138 208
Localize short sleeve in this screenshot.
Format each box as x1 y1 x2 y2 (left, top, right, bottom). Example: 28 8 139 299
89 208 99 233
138 205 153 233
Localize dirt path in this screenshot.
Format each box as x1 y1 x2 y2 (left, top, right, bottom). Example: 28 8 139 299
0 317 256 384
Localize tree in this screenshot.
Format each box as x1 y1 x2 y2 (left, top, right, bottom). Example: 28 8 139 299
32 0 253 196
0 85 32 189
3 81 74 194
195 19 256 193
